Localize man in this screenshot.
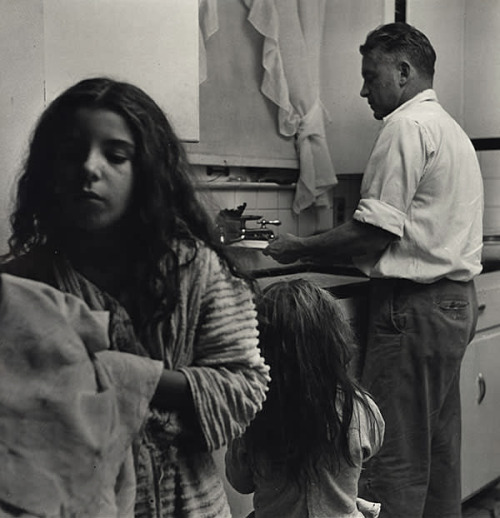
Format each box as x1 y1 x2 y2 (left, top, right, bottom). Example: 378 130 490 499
263 22 483 518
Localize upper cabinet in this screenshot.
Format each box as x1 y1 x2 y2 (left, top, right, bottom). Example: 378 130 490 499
0 0 198 252
320 0 389 175
463 0 500 139
186 0 389 174
407 0 466 126
408 0 500 140
42 0 199 141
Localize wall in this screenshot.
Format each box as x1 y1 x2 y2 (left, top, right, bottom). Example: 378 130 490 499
464 0 500 139
464 1 500 237
321 0 389 174
407 0 466 124
0 0 45 254
43 0 199 140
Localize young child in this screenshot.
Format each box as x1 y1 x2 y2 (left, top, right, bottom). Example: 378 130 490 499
225 279 385 518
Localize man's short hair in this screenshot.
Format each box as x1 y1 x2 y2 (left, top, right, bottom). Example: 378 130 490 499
360 22 436 79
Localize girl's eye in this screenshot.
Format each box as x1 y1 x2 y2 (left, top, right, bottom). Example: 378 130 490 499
105 144 134 165
107 153 129 165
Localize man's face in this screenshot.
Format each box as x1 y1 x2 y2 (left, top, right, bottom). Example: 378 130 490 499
360 50 403 120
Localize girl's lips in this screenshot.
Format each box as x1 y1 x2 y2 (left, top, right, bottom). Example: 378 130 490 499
78 191 103 201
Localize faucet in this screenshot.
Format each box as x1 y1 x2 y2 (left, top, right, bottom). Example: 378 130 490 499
217 209 281 245
242 219 282 241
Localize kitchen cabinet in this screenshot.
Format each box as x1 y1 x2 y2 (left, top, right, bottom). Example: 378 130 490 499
461 270 500 501
408 1 500 137
407 0 466 125
463 0 500 139
42 0 199 141
320 0 390 175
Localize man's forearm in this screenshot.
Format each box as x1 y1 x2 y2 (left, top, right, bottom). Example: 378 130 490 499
263 219 396 265
300 219 396 261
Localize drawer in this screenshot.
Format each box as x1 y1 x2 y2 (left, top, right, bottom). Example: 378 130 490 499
475 271 500 332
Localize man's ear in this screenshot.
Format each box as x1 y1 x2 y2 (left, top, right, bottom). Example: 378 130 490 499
399 61 411 85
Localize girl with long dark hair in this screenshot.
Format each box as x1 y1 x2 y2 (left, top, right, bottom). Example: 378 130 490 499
1 77 270 517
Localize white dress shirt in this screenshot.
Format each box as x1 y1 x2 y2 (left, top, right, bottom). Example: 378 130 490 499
353 89 483 283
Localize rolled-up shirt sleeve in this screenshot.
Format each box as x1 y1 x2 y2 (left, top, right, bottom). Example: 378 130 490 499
353 117 430 237
354 199 406 237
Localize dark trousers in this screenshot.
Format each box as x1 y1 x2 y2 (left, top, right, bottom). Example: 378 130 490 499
358 277 478 518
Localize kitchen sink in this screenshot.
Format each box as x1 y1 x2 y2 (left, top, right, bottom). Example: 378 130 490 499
250 262 369 299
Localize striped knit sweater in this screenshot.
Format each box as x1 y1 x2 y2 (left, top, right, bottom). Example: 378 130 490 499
2 242 270 517
134 242 270 517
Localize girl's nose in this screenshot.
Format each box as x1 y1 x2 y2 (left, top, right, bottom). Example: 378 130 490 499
82 149 103 181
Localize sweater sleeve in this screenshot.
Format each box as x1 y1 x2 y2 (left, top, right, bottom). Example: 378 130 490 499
179 251 270 451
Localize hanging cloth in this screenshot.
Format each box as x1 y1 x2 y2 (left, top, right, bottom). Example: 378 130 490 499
243 0 337 213
199 0 219 84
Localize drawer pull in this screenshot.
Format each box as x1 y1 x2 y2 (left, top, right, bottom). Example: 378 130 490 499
477 373 486 405
477 303 486 314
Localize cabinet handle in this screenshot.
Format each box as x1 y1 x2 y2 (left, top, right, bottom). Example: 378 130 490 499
477 373 486 405
477 303 486 313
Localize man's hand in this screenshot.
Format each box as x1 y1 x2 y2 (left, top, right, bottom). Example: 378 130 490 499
262 233 304 264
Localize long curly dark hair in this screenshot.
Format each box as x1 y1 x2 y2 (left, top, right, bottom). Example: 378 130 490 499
5 77 246 333
245 279 376 483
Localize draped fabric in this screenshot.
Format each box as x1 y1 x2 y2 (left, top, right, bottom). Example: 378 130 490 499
0 273 162 518
243 0 337 213
199 0 219 84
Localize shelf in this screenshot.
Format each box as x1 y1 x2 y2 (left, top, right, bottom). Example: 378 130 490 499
195 181 296 190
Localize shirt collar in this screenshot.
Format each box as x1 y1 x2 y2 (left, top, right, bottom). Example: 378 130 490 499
384 89 438 122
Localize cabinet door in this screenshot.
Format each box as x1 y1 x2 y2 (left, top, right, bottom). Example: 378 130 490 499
460 338 480 500
461 329 500 500
463 0 500 138
321 0 387 174
43 0 199 141
407 0 465 125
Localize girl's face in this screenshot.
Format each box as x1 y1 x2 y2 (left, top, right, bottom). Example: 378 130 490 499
54 107 136 233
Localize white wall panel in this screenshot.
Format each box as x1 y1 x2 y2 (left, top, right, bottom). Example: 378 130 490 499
464 0 500 138
43 0 199 140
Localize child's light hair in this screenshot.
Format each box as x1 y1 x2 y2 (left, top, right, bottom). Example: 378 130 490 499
247 279 373 482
